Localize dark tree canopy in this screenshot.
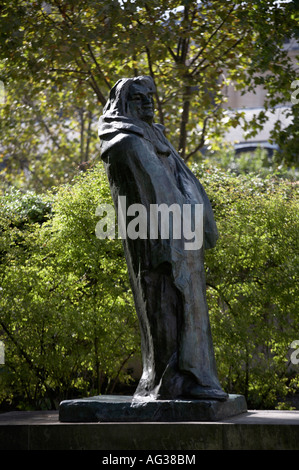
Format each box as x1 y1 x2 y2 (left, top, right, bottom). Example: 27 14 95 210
0 0 298 190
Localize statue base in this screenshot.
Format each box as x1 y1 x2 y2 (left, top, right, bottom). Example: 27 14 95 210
59 394 247 422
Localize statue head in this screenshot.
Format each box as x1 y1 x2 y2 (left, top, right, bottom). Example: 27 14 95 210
103 76 156 125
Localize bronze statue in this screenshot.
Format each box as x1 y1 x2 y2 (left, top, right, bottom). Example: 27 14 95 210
98 76 227 402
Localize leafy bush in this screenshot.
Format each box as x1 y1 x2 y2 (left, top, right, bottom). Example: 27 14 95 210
193 164 299 409
204 145 298 180
0 163 298 410
0 166 138 410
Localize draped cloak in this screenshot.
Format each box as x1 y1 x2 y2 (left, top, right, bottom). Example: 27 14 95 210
98 77 227 401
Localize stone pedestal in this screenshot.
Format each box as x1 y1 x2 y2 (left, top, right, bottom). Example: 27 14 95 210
2 408 299 450
59 394 247 423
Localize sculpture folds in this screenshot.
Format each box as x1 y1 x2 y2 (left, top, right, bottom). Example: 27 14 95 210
98 76 227 402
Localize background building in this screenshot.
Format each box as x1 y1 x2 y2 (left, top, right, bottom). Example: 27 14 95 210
222 38 298 156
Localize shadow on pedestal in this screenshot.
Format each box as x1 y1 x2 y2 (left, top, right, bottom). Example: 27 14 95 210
59 394 247 423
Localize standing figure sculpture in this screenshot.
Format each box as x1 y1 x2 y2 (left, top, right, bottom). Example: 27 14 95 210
98 76 227 402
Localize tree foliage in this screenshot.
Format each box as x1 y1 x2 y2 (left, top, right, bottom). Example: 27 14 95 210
0 0 298 190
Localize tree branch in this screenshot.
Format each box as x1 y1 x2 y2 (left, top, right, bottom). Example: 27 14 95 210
49 67 89 75
108 349 136 394
54 0 75 25
206 283 234 314
190 4 236 67
22 95 61 150
77 52 107 106
88 74 107 106
184 115 209 161
145 46 165 125
86 43 111 89
192 34 245 77
167 44 179 62
178 86 191 159
85 109 93 162
184 104 221 162
179 6 191 64
0 318 50 387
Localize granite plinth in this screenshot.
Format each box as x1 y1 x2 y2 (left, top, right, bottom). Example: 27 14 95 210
59 394 247 422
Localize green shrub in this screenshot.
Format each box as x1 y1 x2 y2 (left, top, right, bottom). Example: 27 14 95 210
193 164 299 409
0 166 138 410
0 163 298 410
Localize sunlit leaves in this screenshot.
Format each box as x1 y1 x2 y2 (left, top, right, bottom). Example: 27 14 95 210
0 163 298 409
194 164 299 408
0 164 138 408
0 0 297 190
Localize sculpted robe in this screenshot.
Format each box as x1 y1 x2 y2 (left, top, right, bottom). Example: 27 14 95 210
98 78 227 401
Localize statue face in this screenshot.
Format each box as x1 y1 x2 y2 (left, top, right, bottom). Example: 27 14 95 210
127 82 155 124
